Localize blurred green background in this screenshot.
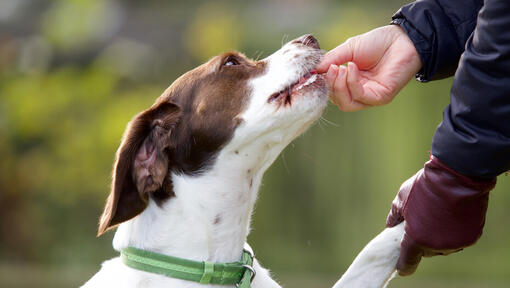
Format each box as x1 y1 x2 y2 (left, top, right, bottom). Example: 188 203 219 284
1 0 509 287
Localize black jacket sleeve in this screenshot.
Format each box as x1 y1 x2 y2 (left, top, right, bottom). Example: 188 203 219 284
431 0 510 179
392 0 483 82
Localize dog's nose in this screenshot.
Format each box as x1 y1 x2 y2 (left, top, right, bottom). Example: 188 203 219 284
293 34 320 49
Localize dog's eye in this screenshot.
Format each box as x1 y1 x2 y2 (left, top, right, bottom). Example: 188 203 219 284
223 57 239 67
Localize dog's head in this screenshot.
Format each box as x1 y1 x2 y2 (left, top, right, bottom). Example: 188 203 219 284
98 35 328 235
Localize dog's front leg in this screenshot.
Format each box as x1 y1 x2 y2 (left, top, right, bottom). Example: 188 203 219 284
251 259 282 288
333 222 405 288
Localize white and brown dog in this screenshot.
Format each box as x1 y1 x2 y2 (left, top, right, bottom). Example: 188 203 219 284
83 35 404 288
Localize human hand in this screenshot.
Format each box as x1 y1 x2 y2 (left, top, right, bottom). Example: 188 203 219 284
386 156 496 276
316 25 422 111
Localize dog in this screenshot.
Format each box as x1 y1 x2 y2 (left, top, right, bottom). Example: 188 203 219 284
83 33 405 288
83 34 328 288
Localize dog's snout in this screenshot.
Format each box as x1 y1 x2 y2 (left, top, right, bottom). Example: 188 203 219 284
293 34 320 49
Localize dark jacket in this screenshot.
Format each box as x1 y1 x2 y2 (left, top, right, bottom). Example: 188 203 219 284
392 0 510 179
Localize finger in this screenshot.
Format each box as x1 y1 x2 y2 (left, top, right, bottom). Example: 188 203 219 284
325 64 349 108
385 201 404 228
386 192 405 228
347 62 394 106
386 176 416 227
325 64 340 103
325 64 339 81
346 62 367 102
397 233 424 276
325 65 341 107
316 41 354 73
329 65 369 112
326 64 349 109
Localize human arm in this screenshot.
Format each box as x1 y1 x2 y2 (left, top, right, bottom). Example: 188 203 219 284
392 0 483 81
387 0 510 276
318 0 483 110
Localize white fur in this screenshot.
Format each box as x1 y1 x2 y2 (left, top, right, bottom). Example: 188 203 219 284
333 222 405 288
83 39 327 288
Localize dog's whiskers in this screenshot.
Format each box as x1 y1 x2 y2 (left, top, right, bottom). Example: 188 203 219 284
255 51 264 61
281 34 289 47
281 151 291 175
319 116 340 127
317 118 327 132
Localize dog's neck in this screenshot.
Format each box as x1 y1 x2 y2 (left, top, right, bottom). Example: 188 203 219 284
112 137 287 263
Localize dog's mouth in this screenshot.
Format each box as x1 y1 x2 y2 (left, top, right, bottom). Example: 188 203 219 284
267 70 319 105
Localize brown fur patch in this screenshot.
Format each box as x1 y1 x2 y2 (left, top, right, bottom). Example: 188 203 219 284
97 52 266 235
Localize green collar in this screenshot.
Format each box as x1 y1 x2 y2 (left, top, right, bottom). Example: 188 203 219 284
120 247 255 287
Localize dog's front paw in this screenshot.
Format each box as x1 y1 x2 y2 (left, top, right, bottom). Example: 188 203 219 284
333 222 405 288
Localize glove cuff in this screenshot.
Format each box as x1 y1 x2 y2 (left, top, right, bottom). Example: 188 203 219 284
403 156 496 250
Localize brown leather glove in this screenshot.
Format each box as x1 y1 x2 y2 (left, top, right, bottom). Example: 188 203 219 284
386 156 496 276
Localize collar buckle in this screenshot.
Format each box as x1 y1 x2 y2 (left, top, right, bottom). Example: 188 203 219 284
242 264 256 283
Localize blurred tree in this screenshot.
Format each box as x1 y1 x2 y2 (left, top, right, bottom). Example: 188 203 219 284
184 2 242 61
0 0 509 287
41 0 120 53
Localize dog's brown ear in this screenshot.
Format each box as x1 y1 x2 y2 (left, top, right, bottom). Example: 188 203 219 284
97 102 181 236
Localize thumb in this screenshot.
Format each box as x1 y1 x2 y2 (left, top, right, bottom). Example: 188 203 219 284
397 233 424 276
386 176 416 228
316 41 354 73
386 203 404 228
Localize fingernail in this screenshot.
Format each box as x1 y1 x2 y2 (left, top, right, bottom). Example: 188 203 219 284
347 62 353 72
347 62 357 73
338 65 346 77
326 64 338 80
